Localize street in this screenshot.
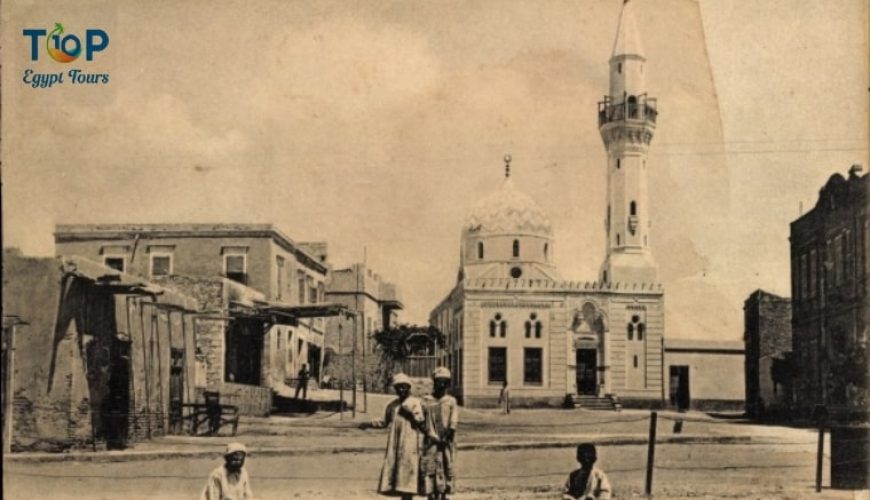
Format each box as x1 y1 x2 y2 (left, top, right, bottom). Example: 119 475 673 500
3 430 858 499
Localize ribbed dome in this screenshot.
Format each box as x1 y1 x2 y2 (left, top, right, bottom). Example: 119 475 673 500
464 178 552 237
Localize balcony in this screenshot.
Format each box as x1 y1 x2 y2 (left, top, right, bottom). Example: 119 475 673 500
598 95 658 127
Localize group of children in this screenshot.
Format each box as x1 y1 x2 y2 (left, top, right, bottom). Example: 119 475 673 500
199 367 611 500
360 368 459 500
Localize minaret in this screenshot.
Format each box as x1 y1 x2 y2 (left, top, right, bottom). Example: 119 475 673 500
598 0 658 285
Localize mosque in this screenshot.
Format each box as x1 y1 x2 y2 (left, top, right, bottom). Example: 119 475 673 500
430 0 666 408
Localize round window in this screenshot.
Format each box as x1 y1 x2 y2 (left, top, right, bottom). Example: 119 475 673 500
510 267 523 279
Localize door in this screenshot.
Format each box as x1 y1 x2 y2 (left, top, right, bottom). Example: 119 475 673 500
576 349 598 395
168 348 184 434
104 340 131 450
669 366 690 410
307 344 322 382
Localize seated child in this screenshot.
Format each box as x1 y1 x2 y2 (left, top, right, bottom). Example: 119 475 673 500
562 443 611 500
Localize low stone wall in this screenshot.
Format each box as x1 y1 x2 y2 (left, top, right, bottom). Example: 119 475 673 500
220 382 271 417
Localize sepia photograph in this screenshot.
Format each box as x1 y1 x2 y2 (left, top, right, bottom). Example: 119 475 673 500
1 0 868 498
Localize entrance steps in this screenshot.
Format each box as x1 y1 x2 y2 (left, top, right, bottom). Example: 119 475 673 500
570 394 621 411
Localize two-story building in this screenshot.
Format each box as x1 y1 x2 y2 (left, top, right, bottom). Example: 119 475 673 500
324 264 403 388
54 224 339 415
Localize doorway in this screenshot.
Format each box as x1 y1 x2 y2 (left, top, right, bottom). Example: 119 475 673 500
576 349 598 395
669 366 690 411
104 339 131 450
168 348 184 434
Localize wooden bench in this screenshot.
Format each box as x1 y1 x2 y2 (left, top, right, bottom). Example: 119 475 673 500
181 391 239 436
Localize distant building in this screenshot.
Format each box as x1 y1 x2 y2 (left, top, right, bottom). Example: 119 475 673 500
431 1 666 408
54 224 342 413
3 253 200 451
664 339 745 411
743 290 792 418
324 264 403 384
789 165 869 417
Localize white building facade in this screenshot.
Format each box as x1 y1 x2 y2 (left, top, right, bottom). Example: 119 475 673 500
430 1 666 408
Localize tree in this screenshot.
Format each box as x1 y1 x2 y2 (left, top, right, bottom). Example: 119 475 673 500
371 324 445 391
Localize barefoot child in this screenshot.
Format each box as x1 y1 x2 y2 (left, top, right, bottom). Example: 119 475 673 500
562 443 611 500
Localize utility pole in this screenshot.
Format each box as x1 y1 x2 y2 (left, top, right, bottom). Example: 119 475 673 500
362 246 368 413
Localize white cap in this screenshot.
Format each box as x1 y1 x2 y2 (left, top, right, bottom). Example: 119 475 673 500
225 442 247 456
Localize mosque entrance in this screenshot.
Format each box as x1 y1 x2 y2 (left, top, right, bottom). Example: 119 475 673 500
576 349 598 395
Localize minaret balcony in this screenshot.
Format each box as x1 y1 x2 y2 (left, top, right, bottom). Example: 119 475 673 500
598 96 658 127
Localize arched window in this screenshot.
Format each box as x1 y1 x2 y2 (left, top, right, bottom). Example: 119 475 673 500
491 313 505 338
627 95 638 118
477 241 484 260
603 270 608 283
627 323 634 341
616 158 621 169
513 239 520 258
544 243 549 261
630 201 637 216
637 323 645 341
525 312 542 339
617 62 622 74
616 234 621 245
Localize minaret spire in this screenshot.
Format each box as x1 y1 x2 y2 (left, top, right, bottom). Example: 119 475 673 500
598 0 658 285
611 0 644 60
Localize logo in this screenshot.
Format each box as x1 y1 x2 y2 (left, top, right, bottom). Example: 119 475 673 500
21 23 110 88
23 23 109 62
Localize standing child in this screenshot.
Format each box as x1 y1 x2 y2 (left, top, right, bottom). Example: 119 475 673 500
359 373 425 500
422 367 459 500
562 443 611 500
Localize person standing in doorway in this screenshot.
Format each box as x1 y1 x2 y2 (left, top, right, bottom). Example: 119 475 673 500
295 363 310 400
422 367 459 500
498 379 510 415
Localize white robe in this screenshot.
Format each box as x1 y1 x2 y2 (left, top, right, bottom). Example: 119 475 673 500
373 396 425 496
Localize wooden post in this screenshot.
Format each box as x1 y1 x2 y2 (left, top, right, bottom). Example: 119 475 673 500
816 424 825 492
645 411 658 496
3 325 16 454
338 321 343 420
352 315 357 419
813 404 828 493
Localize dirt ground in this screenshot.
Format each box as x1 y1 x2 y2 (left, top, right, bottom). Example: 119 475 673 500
5 407 868 499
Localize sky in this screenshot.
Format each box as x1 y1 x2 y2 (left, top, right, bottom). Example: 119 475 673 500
2 0 868 339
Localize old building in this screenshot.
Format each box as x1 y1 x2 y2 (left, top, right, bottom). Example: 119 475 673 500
664 339 745 411
430 1 666 408
3 253 200 451
790 165 869 417
323 264 403 388
54 223 341 415
743 289 792 418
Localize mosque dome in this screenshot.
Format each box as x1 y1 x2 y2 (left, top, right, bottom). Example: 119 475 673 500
464 177 552 238
459 156 558 282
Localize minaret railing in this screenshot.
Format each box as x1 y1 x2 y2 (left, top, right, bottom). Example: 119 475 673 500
598 95 658 126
